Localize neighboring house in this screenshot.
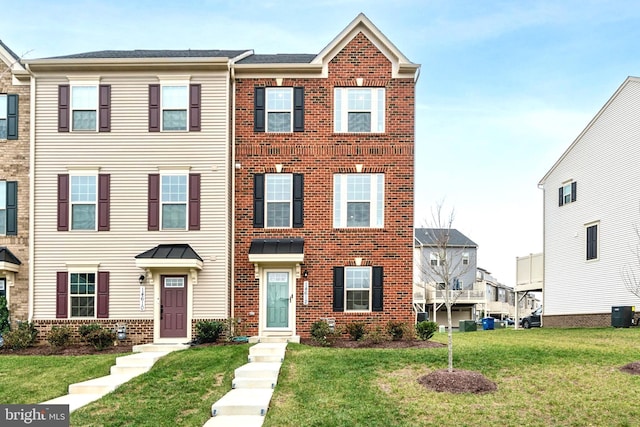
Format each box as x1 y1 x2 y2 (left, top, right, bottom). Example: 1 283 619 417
475 267 534 321
24 49 250 343
233 14 420 340
515 252 543 321
0 40 30 323
413 228 478 324
539 76 640 327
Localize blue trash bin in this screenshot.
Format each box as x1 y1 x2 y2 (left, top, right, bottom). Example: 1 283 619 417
482 317 495 330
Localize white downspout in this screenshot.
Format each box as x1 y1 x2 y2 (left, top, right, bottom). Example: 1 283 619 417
230 62 236 322
26 64 35 321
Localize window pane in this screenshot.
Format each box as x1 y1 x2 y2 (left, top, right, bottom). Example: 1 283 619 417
71 176 96 202
348 89 371 110
162 204 186 229
72 86 97 109
71 296 95 317
266 175 292 201
72 205 96 230
346 268 370 289
347 175 371 201
347 202 370 227
72 111 97 131
267 89 292 110
0 181 6 208
0 211 5 235
267 112 291 132
0 120 6 139
162 86 188 108
70 273 95 317
348 112 371 132
346 290 370 310
0 95 6 118
162 175 187 202
163 110 187 131
376 88 385 132
334 88 342 132
267 202 290 227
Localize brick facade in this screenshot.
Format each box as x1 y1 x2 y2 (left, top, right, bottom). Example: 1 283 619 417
0 55 30 324
542 313 613 328
234 31 417 337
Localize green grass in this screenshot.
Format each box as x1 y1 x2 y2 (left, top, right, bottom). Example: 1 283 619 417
70 344 249 427
5 330 640 426
267 328 640 427
0 353 123 404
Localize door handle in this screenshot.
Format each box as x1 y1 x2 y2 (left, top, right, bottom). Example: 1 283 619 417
290 294 293 303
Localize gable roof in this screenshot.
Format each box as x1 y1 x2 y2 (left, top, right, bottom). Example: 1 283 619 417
414 228 478 248
0 39 28 76
46 49 250 60
539 76 638 185
236 54 316 65
312 13 419 80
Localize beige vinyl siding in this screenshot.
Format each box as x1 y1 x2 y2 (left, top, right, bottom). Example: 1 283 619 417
543 79 640 316
33 72 230 319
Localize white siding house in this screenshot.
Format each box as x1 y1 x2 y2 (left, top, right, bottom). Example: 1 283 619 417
539 77 640 327
26 51 250 343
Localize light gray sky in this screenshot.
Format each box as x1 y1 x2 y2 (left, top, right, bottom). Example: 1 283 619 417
4 0 640 285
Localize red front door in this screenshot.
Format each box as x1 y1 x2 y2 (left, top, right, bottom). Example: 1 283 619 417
161 275 187 338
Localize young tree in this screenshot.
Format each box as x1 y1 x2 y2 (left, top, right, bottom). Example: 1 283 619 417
415 203 473 372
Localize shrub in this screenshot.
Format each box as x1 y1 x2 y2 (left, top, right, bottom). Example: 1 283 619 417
78 323 102 341
0 296 9 336
310 320 332 346
195 320 225 343
2 321 38 350
416 321 438 341
386 321 407 341
84 328 116 350
47 326 73 348
345 321 367 341
364 326 389 344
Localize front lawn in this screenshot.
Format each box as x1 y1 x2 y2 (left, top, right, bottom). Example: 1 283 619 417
0 353 123 404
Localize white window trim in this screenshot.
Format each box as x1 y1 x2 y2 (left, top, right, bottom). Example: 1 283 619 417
345 266 372 312
160 79 190 132
334 87 385 133
266 88 293 133
333 173 384 228
69 271 97 319
160 171 189 231
562 181 573 205
68 79 100 132
69 170 98 231
265 173 293 228
0 94 7 140
430 252 441 266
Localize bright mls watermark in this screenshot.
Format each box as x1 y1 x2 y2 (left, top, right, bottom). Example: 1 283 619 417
1 405 69 426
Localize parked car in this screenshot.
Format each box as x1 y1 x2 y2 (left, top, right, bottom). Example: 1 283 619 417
520 307 542 328
503 317 515 326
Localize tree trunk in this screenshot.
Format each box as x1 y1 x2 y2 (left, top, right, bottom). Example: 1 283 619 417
447 300 453 372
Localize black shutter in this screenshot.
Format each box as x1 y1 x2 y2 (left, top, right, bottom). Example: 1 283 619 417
571 181 577 203
58 85 70 132
558 187 564 207
254 87 265 132
372 266 383 312
7 94 18 140
293 173 303 228
6 181 17 235
587 225 598 260
253 174 265 228
333 267 345 312
293 87 304 132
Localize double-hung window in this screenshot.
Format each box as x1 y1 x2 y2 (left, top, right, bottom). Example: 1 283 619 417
430 253 441 266
333 173 384 228
346 267 371 311
70 272 95 317
0 181 5 235
266 88 293 132
162 86 188 131
161 173 188 229
266 174 292 227
71 174 97 230
71 86 98 131
0 93 18 140
559 181 577 206
334 88 385 133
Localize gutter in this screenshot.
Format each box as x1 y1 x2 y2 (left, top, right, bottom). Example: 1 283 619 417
26 63 35 321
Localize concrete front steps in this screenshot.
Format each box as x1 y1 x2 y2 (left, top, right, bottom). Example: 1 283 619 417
204 338 290 427
41 343 188 412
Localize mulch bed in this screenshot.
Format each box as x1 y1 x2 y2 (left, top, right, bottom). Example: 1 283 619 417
0 343 134 356
417 369 497 394
620 361 640 375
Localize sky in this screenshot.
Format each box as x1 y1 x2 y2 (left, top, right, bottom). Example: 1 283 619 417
3 0 640 286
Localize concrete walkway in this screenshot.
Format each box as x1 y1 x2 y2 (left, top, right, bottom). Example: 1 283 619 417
204 338 292 427
41 343 188 412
